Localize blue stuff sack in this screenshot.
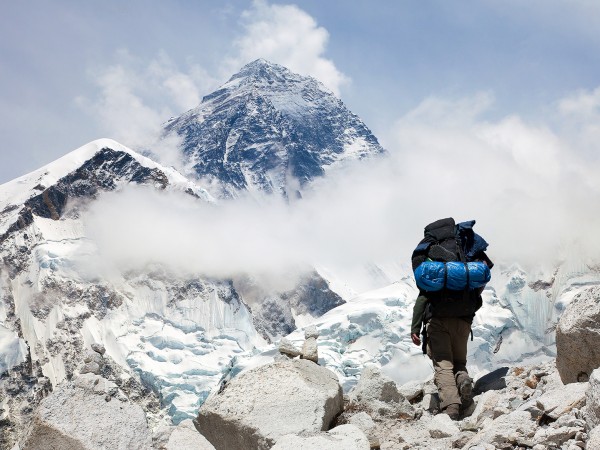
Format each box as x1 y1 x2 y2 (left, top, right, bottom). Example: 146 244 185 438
414 261 490 292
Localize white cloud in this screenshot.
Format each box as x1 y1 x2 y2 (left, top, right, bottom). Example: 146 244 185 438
76 62 168 149
558 86 600 163
76 51 221 171
383 92 600 267
228 0 349 95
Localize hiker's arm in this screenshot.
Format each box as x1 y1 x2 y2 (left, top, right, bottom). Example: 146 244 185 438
411 294 428 346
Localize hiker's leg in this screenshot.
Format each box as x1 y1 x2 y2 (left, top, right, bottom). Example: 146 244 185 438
450 318 474 408
450 318 471 382
426 318 461 410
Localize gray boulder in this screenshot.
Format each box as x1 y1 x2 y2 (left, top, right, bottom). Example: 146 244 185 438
536 382 588 420
300 326 320 363
271 424 369 450
585 368 600 429
195 358 343 450
426 413 460 438
556 286 600 383
588 426 600 449
348 366 415 420
166 420 216 450
80 361 101 375
20 373 151 450
398 380 424 402
304 325 319 340
90 343 106 355
347 411 378 448
278 338 301 358
462 410 537 448
301 337 319 363
462 390 501 429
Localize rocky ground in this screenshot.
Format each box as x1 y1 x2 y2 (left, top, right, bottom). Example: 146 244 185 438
6 285 600 450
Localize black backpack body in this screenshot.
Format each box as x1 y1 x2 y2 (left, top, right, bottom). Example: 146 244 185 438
412 217 489 319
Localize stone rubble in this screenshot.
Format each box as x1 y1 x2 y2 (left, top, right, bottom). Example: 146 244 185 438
8 285 600 450
8 352 600 450
271 424 370 450
335 360 596 450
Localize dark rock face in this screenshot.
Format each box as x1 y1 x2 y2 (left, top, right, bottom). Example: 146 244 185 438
0 148 171 246
238 272 345 340
25 148 168 221
165 59 385 197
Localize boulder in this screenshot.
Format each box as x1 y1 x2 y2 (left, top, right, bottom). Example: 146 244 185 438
398 380 424 402
585 368 600 429
462 410 537 448
348 366 415 420
556 286 600 383
20 373 151 450
278 338 301 358
271 424 369 450
301 337 319 363
462 390 501 429
304 325 319 340
90 343 106 355
195 358 343 450
426 413 460 438
347 411 378 448
80 361 101 375
588 426 600 449
532 426 579 447
166 420 216 450
536 382 588 420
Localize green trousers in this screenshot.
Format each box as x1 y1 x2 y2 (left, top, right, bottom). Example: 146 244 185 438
426 316 471 409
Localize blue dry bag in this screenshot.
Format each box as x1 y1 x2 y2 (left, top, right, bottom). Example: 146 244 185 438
414 261 490 292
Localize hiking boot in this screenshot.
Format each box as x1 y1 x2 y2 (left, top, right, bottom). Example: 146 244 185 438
443 403 460 420
458 376 474 406
461 398 476 417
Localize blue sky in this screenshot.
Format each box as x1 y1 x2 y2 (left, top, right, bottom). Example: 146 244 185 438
1 0 600 184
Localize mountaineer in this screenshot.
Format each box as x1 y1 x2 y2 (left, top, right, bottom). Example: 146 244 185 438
410 218 493 420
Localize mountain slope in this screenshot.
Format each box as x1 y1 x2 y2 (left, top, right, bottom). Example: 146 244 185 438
164 59 385 197
0 137 346 442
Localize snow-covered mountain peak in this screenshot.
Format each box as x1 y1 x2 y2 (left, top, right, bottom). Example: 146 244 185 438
0 139 213 240
0 139 210 210
219 58 334 100
164 60 385 197
226 59 300 84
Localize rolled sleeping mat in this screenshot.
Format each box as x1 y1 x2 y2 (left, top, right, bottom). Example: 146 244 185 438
414 261 491 292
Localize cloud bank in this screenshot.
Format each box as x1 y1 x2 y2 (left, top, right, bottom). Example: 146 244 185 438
82 88 600 287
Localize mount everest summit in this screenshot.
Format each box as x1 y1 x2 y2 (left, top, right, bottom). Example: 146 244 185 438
164 59 385 198
1 60 599 449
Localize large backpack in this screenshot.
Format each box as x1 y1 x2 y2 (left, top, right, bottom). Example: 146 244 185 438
411 217 493 318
